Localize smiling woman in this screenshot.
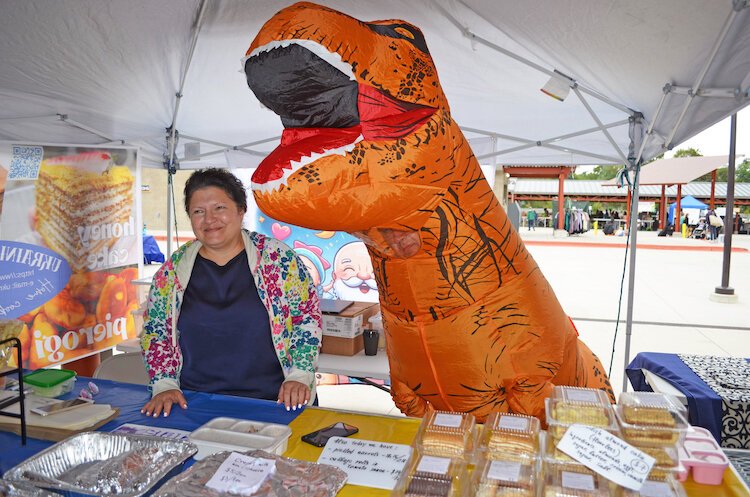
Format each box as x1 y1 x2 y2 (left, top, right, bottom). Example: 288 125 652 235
139 168 322 418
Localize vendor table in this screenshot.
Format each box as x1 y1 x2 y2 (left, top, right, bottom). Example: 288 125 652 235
627 352 750 449
116 338 392 382
1 375 748 497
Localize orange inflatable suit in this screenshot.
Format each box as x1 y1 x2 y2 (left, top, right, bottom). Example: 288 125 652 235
244 2 614 421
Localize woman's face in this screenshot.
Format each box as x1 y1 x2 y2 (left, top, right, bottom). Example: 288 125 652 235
187 186 245 251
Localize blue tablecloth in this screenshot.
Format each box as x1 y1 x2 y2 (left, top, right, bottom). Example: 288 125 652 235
626 352 723 443
143 235 165 264
0 376 302 475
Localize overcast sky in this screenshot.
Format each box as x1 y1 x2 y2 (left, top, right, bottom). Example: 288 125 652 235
666 106 749 160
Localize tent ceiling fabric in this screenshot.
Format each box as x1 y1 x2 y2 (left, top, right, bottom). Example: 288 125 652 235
0 0 748 169
602 155 730 186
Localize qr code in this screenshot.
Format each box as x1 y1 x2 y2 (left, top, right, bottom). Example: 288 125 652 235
9 145 44 180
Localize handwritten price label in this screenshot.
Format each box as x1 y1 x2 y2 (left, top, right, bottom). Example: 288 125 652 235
557 425 655 491
205 452 276 496
318 437 411 490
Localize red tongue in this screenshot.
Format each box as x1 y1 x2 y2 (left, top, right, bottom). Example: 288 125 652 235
252 83 435 185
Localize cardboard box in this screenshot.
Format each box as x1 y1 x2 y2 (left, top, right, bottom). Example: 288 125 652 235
322 302 380 339
321 334 364 356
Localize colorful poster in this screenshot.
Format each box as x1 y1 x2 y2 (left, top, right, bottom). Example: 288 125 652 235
233 169 379 303
0 143 141 368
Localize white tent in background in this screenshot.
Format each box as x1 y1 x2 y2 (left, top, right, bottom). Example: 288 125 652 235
1 0 749 385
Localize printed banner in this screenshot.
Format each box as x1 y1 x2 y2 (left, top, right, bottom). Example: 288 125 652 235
0 143 141 368
234 169 380 303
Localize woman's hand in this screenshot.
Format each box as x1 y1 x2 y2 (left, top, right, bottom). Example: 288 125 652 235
141 389 187 417
277 381 310 411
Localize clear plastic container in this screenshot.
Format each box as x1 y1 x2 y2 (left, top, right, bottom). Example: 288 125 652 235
619 392 687 427
392 453 468 497
23 369 76 398
548 387 614 423
546 396 617 445
479 412 540 461
543 463 611 497
415 410 477 459
622 476 687 497
613 406 688 447
188 417 292 460
472 457 537 497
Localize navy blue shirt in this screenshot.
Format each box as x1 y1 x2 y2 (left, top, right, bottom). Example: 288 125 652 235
178 250 284 400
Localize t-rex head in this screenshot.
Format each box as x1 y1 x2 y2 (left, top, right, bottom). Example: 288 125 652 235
244 2 459 233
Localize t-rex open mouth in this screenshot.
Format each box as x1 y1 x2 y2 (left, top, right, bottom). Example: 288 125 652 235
244 39 436 192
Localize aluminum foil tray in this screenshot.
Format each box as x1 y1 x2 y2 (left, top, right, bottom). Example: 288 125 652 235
0 479 59 497
4 432 197 497
153 449 348 497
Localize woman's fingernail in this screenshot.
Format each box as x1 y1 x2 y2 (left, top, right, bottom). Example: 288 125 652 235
297 403 302 409
163 412 168 417
286 405 290 411
153 413 159 418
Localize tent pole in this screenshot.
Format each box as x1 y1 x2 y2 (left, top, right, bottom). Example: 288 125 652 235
166 169 174 257
716 113 738 295
622 114 645 393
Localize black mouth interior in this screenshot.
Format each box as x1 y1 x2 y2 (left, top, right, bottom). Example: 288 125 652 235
245 44 359 129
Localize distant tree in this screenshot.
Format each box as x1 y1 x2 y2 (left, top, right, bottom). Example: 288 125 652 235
735 159 750 183
571 165 621 180
673 147 701 158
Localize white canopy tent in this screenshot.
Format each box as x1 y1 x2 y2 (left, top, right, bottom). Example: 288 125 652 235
1 0 749 387
1 0 748 169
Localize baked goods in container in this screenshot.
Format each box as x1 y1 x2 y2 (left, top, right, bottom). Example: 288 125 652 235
618 392 682 427
416 410 476 458
482 412 539 461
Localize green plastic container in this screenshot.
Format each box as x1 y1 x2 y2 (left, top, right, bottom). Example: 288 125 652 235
24 369 77 398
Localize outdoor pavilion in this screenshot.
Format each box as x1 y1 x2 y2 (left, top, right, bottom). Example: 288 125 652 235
503 164 576 229
602 155 730 229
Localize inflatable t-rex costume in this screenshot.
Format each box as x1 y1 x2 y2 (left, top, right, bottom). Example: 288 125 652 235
244 2 614 421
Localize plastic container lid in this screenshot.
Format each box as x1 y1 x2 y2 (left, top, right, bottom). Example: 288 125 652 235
415 410 477 459
23 369 76 387
480 412 540 461
621 476 687 497
546 398 618 443
618 392 687 426
613 406 688 447
472 457 537 497
544 463 611 497
392 453 468 497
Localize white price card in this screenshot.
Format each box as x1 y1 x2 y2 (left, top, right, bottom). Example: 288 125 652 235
639 480 673 497
497 415 529 431
557 425 655 491
433 413 462 428
318 437 411 490
488 460 522 483
565 389 599 403
205 452 276 496
417 455 451 475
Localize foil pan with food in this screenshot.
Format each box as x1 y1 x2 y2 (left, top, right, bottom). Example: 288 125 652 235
152 449 347 497
4 432 197 497
0 479 59 497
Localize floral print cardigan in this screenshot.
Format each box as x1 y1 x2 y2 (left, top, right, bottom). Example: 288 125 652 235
140 230 322 400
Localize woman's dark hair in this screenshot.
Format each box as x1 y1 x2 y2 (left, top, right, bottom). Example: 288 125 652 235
184 168 248 213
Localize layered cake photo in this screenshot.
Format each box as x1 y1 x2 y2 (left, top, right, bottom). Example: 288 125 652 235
35 151 136 271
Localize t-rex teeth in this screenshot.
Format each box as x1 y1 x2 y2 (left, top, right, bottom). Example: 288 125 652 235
243 39 355 81
251 135 362 193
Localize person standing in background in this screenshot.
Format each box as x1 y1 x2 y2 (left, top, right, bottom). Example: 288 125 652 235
527 209 537 231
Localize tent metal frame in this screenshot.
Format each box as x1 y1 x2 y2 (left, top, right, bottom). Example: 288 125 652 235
7 0 748 389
